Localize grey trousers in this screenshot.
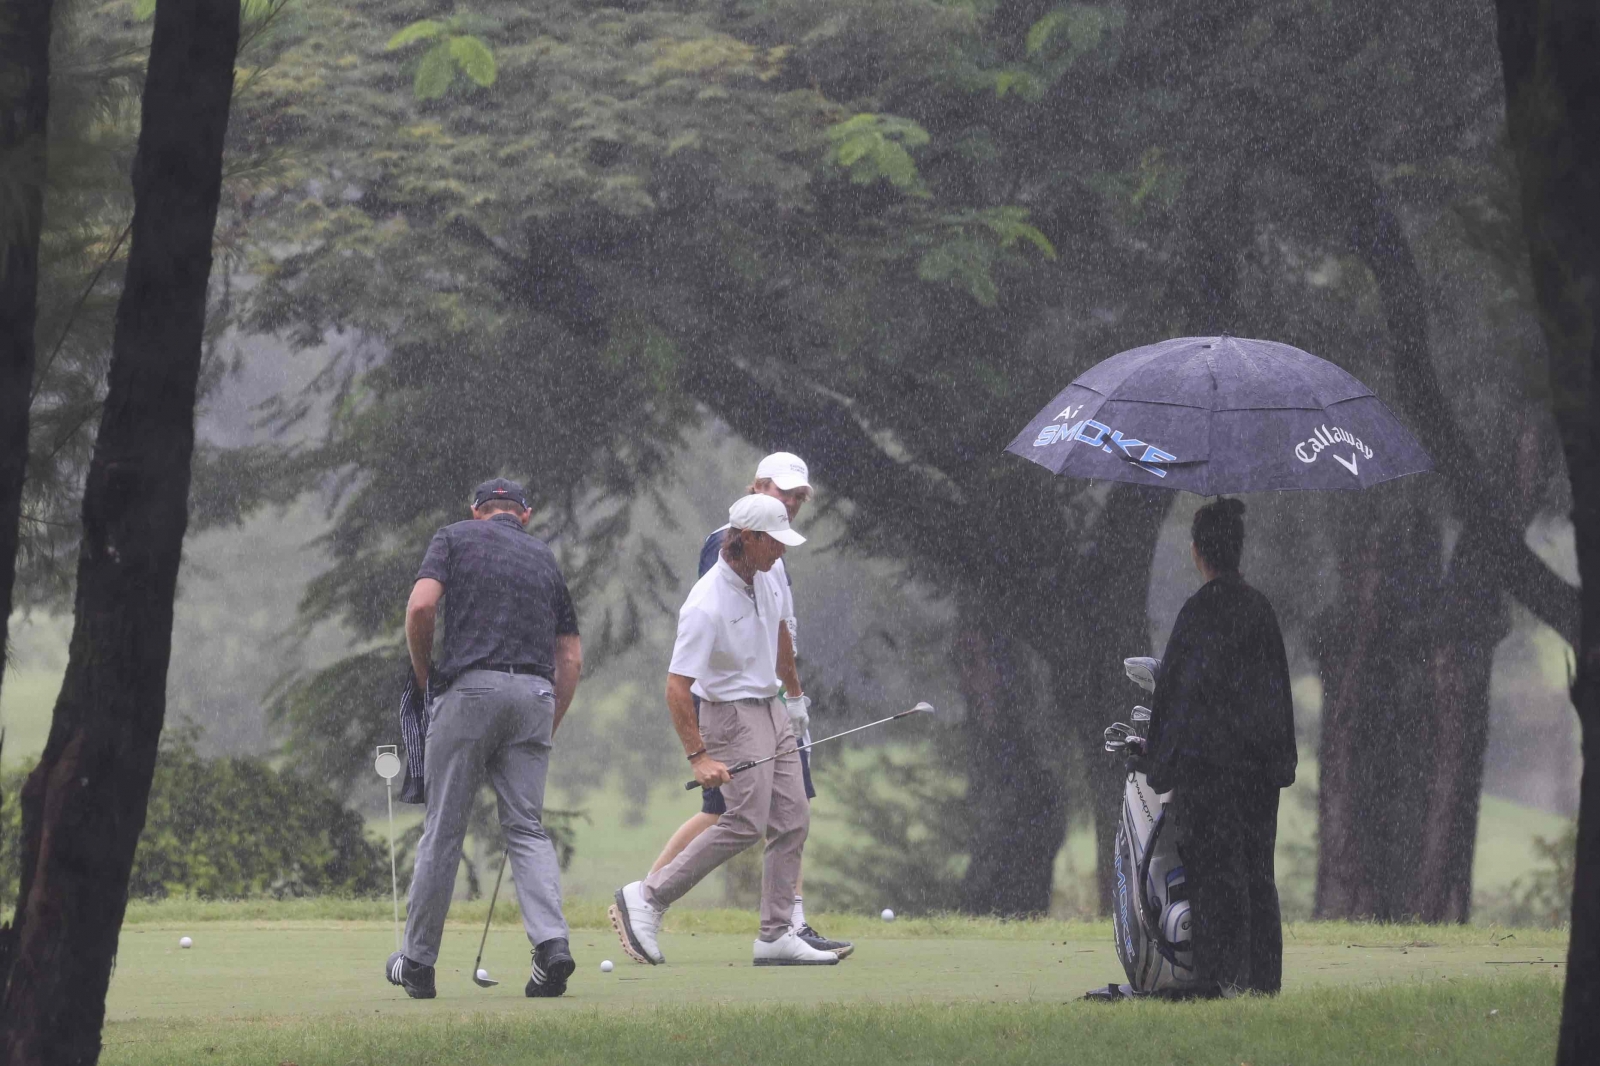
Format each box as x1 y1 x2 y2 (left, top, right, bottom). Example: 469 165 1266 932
404 669 567 966
643 696 809 941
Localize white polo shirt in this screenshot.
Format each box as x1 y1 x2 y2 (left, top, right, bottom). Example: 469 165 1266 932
669 556 794 703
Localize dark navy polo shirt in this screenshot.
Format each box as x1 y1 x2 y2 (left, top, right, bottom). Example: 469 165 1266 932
417 512 578 685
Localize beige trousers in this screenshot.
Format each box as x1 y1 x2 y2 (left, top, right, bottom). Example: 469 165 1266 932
643 696 809 940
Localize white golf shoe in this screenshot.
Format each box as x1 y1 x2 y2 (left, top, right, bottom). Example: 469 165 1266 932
753 928 841 966
609 881 665 965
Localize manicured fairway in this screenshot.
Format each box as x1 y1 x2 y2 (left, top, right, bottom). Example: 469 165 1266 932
96 908 1566 1065
105 919 1565 1021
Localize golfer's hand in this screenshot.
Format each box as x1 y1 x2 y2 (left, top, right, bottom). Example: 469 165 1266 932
783 694 811 740
691 754 731 789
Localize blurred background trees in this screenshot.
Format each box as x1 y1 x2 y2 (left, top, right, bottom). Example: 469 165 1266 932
1 0 1584 927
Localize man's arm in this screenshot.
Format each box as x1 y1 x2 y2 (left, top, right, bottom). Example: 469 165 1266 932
552 634 583 735
668 672 730 789
405 578 444 687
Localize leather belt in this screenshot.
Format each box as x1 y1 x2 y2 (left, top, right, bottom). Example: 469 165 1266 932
476 663 552 681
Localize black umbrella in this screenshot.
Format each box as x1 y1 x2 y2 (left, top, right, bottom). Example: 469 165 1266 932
1004 336 1432 494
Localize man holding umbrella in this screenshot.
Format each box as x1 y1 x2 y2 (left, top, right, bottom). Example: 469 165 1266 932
1133 497 1295 997
1005 335 1434 997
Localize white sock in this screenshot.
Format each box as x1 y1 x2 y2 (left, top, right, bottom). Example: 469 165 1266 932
791 896 805 929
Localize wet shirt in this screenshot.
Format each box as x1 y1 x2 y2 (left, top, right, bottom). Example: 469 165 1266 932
1143 573 1296 793
416 513 579 686
670 557 794 703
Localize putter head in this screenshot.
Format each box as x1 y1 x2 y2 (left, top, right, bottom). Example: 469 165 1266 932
473 970 499 988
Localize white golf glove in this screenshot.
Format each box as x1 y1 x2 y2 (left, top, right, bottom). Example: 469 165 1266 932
783 693 811 740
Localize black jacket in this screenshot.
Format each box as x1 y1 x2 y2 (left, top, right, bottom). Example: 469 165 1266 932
1141 572 1296 794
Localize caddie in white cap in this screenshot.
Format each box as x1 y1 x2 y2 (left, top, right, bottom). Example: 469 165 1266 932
636 452 852 958
609 489 840 968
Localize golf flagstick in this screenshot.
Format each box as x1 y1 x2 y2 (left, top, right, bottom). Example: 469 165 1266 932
686 701 934 790
373 746 403 951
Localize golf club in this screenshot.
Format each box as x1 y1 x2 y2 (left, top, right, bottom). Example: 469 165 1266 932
685 701 935 790
471 849 508 988
372 746 403 952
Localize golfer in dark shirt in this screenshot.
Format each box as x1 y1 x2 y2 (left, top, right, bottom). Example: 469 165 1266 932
1139 497 1295 997
385 478 584 1000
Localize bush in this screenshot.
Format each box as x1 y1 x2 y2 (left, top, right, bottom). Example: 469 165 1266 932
1 727 388 905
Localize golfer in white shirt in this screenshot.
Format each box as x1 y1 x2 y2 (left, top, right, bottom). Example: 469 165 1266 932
609 494 837 967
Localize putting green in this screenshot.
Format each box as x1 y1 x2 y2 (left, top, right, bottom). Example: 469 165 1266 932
106 920 1564 1022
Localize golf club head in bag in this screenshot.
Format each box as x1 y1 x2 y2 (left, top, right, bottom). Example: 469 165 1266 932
1124 657 1160 694
1103 656 1199 996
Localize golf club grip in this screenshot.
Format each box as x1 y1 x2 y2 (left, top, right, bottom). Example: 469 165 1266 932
684 759 757 790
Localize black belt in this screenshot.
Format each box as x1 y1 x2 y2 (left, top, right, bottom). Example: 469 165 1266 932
474 663 552 682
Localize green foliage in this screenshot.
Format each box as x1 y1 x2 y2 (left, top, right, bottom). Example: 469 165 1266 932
385 17 497 101
810 743 972 915
0 728 388 905
915 207 1057 306
825 113 932 195
1487 820 1576 928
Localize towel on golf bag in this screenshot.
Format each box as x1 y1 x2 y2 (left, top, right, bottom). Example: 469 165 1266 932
398 671 429 803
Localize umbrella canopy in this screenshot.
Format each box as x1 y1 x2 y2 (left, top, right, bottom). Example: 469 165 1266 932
1004 336 1433 494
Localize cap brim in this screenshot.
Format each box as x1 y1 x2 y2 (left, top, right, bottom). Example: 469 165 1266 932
768 527 806 546
770 473 810 491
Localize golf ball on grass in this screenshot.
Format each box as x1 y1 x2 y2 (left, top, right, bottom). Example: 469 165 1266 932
178 936 193 949
600 960 614 973
475 968 490 982
881 909 895 922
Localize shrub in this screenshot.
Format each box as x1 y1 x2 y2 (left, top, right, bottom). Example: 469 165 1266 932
1 726 388 905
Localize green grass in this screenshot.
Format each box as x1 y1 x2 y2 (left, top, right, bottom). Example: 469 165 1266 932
118 899 1572 950
101 978 1559 1066
98 909 1566 1063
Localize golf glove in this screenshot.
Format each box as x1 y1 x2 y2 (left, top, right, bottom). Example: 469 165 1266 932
783 694 811 740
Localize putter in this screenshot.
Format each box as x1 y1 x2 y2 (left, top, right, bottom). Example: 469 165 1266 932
686 701 935 790
373 746 403 952
471 849 508 988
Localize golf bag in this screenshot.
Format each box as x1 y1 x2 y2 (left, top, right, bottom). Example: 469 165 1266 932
1098 657 1199 997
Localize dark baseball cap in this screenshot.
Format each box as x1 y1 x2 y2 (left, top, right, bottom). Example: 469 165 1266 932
472 478 528 508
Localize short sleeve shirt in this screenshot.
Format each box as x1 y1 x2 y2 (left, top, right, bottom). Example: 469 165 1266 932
416 513 579 685
669 557 793 703
699 525 796 655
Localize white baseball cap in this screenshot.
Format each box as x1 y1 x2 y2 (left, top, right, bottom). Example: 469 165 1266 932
728 493 806 546
755 452 811 492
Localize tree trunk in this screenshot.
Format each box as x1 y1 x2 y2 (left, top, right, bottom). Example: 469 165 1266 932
0 0 238 1062
954 598 1063 916
1307 165 1545 922
1493 0 1600 1060
0 0 54 700
1314 490 1441 918
1045 484 1173 913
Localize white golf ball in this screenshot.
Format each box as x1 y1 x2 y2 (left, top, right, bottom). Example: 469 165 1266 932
475 968 489 982
600 959 614 972
179 936 193 948
881 908 895 922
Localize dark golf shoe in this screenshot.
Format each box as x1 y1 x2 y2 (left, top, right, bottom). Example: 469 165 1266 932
385 950 437 999
526 937 576 998
797 923 855 959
